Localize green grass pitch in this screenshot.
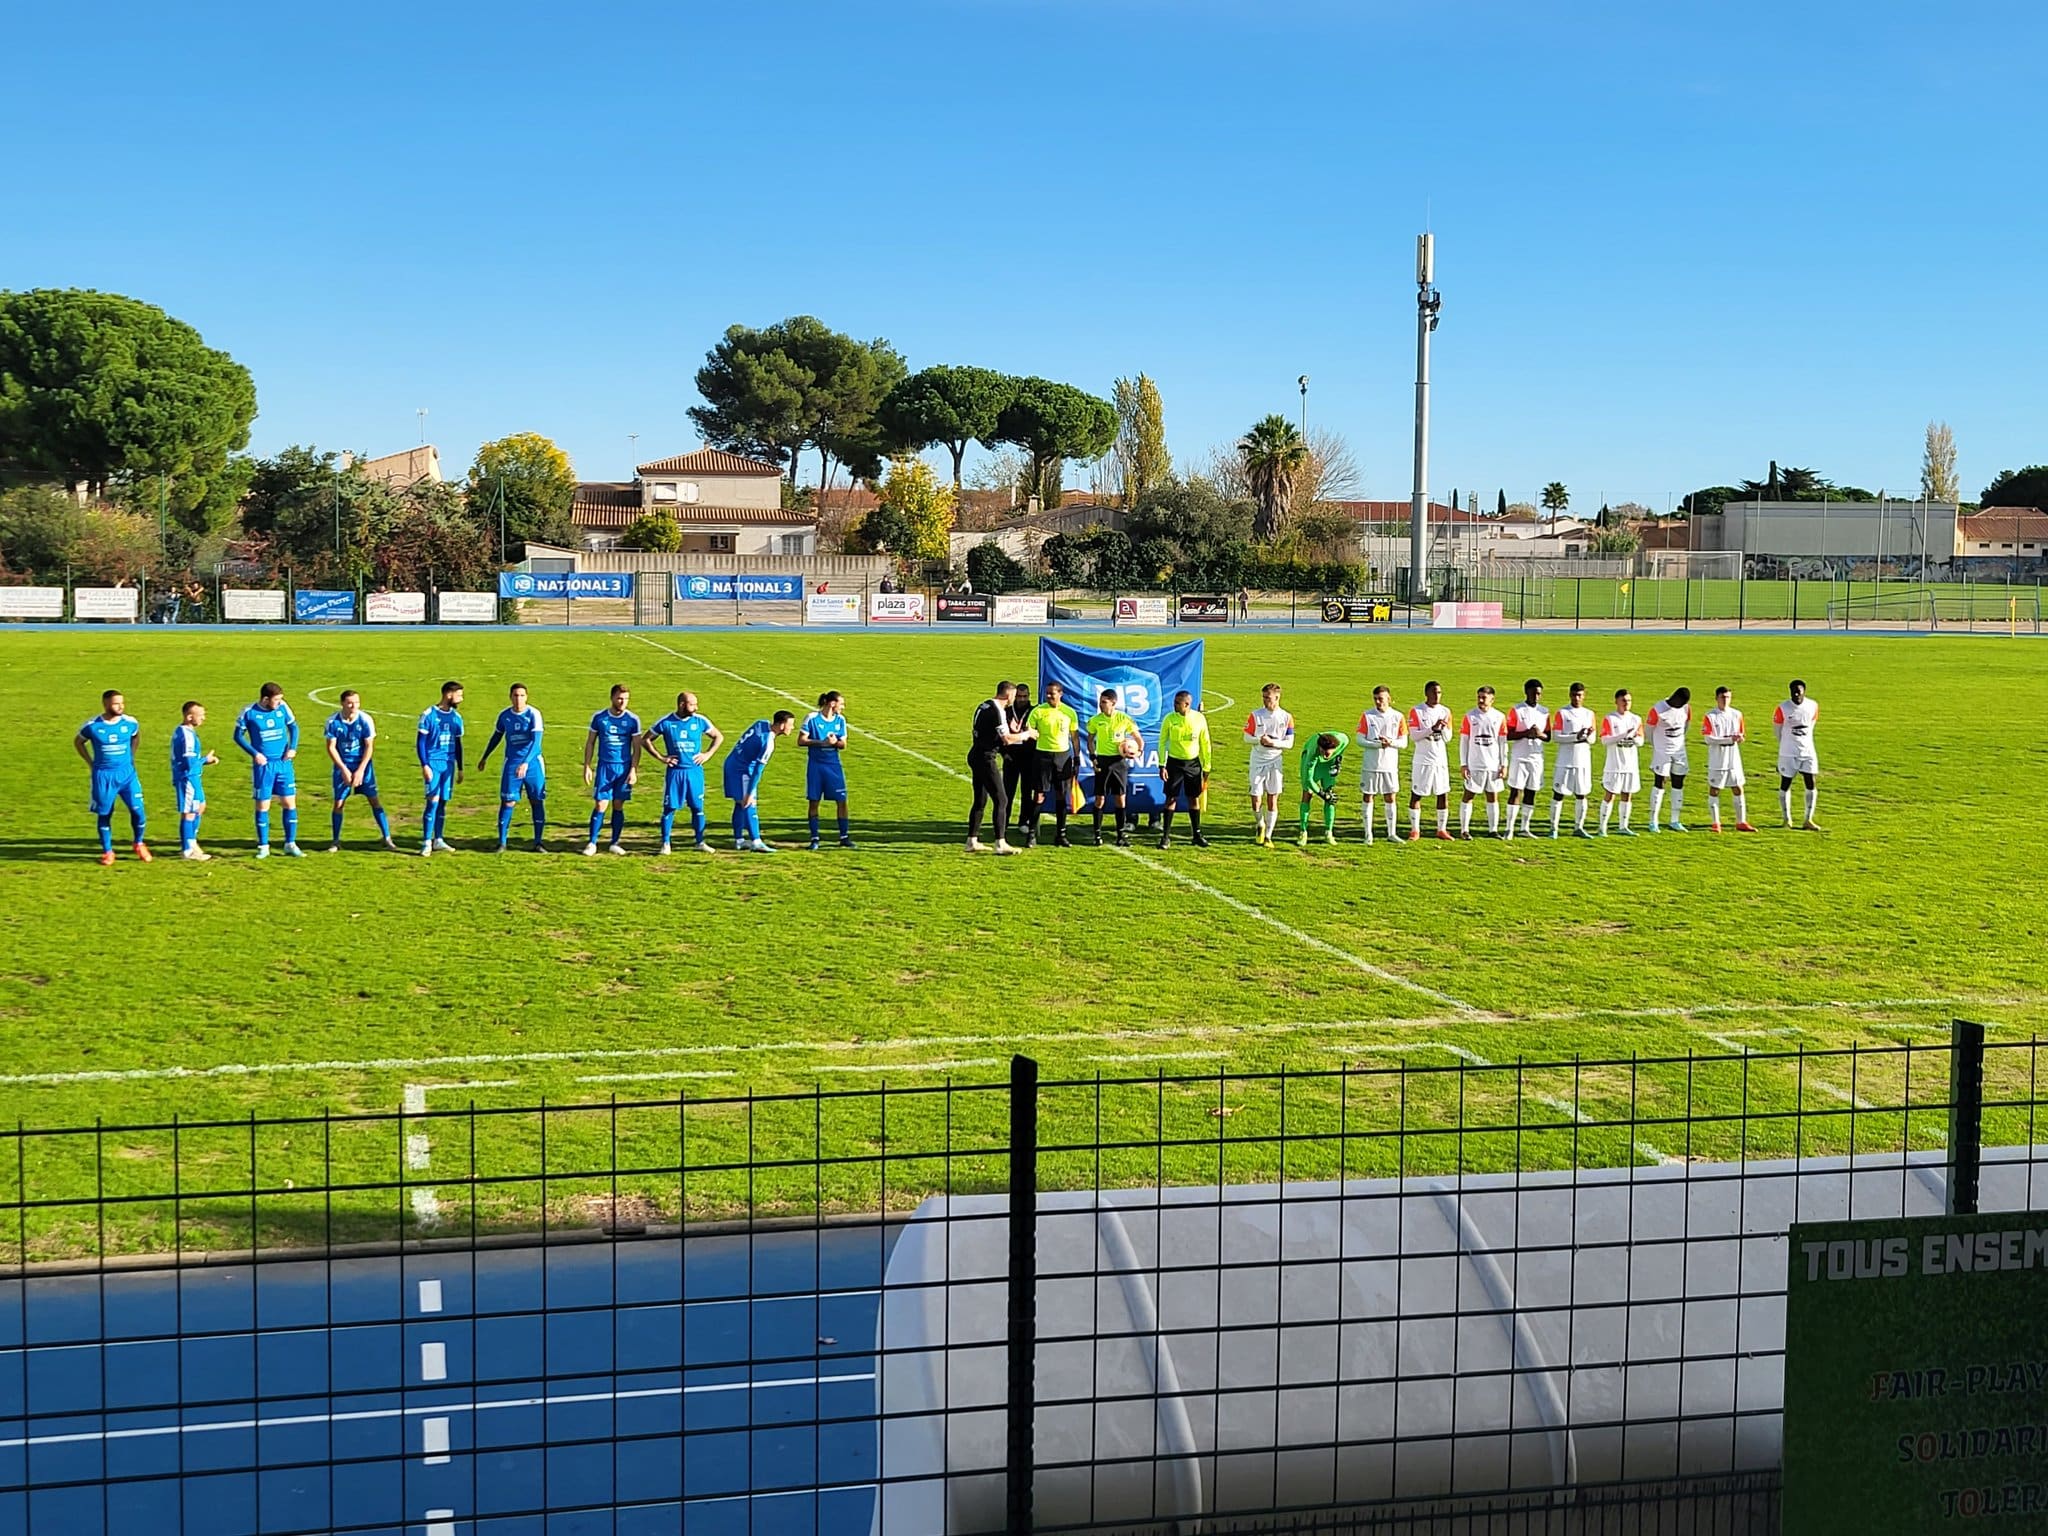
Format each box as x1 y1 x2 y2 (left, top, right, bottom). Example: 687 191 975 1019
1 627 2042 1257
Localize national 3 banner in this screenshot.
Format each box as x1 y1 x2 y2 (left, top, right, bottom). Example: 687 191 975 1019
1036 636 1204 814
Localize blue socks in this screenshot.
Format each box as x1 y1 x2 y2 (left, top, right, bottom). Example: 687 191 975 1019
129 808 146 843
97 815 114 854
660 810 676 844
530 803 545 844
255 809 271 848
691 808 706 845
498 803 515 845
731 805 747 843
588 809 605 845
332 811 345 843
374 806 391 839
610 805 626 844
282 809 297 845
422 803 437 846
180 816 197 853
838 812 850 839
808 811 820 842
744 806 761 841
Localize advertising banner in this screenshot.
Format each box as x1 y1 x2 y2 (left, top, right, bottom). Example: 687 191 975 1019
1113 596 1171 627
438 592 498 623
866 591 926 623
0 587 65 619
366 591 428 624
806 593 861 624
1432 601 1504 629
992 594 1049 626
73 587 141 621
934 593 991 623
498 571 635 600
1178 594 1231 624
673 573 802 602
1783 1212 2048 1533
223 589 288 621
1321 596 1396 625
294 589 356 623
1035 637 1204 815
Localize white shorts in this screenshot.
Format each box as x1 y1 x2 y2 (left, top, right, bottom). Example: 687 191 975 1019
1411 761 1450 798
1506 758 1545 792
1462 767 1499 795
1707 763 1746 790
1651 751 1690 780
1603 763 1640 795
1552 764 1592 798
1363 768 1399 797
1248 762 1285 797
1778 754 1820 779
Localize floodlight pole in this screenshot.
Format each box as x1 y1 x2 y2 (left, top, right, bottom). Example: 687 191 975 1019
1409 234 1442 602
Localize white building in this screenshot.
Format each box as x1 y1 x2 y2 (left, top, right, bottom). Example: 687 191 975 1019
571 448 817 555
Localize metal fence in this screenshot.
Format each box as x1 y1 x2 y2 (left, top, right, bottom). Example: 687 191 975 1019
1 1031 2042 1534
1443 573 2047 633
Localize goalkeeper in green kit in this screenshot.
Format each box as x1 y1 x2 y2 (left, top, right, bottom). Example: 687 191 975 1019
1296 731 1348 845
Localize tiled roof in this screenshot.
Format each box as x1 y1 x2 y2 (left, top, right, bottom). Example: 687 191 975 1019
635 449 783 477
569 484 816 531
1959 508 2048 542
1329 500 1466 524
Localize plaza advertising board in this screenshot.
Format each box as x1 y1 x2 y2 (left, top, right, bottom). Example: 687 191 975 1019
1321 596 1395 625
294 589 356 623
934 594 990 623
497 571 635 600
438 592 498 623
1178 594 1230 624
223 589 288 621
0 587 65 619
1432 601 1504 629
991 594 1049 626
806 593 861 624
366 590 428 624
673 573 802 602
868 591 927 623
73 587 140 620
1113 596 1170 627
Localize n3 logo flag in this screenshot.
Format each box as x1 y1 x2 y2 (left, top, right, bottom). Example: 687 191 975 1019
673 573 802 601
1036 636 1204 813
498 571 634 599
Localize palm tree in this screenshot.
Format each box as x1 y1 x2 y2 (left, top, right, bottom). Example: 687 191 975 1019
1540 481 1569 530
1239 414 1310 542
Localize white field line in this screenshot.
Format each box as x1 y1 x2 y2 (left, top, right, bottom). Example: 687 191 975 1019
818 1058 1002 1074
1083 1051 1229 1063
409 1188 441 1230
631 633 1479 1012
575 1070 739 1084
0 1372 878 1450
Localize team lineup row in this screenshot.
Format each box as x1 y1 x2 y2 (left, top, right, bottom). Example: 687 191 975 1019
962 676 1825 852
72 680 844 863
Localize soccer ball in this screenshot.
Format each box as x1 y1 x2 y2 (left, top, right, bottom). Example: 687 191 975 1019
1120 736 1142 760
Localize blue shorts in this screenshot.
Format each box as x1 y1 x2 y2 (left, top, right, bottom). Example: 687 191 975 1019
174 774 205 814
501 759 546 802
591 764 634 803
90 771 144 817
422 763 458 803
806 759 848 802
333 763 380 800
251 761 298 802
663 767 706 812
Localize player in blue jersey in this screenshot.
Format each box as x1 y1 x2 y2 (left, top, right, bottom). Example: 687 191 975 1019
233 682 303 857
640 689 724 854
478 682 547 852
721 710 796 852
414 680 465 857
324 690 398 852
798 690 853 850
581 683 641 856
169 700 219 861
75 689 149 865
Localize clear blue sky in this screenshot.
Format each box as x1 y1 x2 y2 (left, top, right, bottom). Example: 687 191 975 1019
7 1 2044 508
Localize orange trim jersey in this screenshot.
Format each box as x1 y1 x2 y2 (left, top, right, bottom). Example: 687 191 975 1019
1461 706 1506 776
1506 703 1549 768
1406 703 1452 773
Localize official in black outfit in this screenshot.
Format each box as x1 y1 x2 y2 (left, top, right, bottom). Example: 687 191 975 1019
1002 681 1039 834
967 681 1018 854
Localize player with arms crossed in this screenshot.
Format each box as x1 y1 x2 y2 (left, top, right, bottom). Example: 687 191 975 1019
1458 685 1507 838
1243 682 1295 846
234 682 303 858
1547 681 1597 838
799 691 853 850
170 700 218 860
1406 680 1453 841
77 689 148 864
1296 731 1347 845
1702 685 1757 833
324 691 397 852
1502 679 1548 840
415 680 465 856
641 689 721 854
1598 688 1643 835
479 683 547 852
582 684 640 856
723 710 796 852
1774 679 1822 830
1356 685 1406 845
1085 687 1142 846
1645 686 1692 832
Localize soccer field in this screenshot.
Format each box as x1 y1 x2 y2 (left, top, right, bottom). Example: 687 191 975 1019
2 627 2043 1254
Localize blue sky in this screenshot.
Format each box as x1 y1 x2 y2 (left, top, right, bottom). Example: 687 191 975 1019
6 1 2044 507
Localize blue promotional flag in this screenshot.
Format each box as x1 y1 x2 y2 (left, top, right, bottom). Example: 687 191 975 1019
293 589 356 623
1036 637 1204 813
498 571 634 599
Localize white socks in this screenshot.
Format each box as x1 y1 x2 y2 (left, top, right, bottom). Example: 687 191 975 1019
1649 786 1665 824
1549 801 1563 834
1734 792 1747 825
1385 802 1400 840
1362 801 1375 844
1806 787 1819 823
1670 787 1684 825
1487 800 1500 833
1460 801 1473 835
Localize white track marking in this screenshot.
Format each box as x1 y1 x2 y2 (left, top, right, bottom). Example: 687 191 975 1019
419 1341 447 1381
422 1415 451 1464
410 1188 441 1229
1083 1051 1229 1063
405 1134 431 1171
418 1280 443 1314
402 1085 427 1115
818 1058 1001 1074
427 1511 455 1536
575 1070 739 1084
0 1373 877 1450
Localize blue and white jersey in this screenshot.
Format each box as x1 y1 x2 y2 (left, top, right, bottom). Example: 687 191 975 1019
587 709 642 773
648 711 713 768
416 706 464 766
233 701 298 759
170 723 205 781
493 706 544 768
80 715 141 775
722 719 776 798
801 711 848 761
325 711 376 767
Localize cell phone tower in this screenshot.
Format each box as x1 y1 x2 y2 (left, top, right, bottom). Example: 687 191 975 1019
1409 233 1442 602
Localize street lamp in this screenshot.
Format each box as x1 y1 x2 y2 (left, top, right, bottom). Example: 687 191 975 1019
1297 375 1309 440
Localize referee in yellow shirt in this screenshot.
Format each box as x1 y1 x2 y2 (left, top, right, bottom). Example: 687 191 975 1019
1156 689 1212 848
1023 681 1081 847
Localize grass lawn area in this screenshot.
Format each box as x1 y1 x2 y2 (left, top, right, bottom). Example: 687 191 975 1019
1 626 2042 1258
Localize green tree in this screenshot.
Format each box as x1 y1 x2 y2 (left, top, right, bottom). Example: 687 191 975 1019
877 366 1013 489
1496 488 1507 518
852 502 910 556
1237 414 1309 541
0 483 87 577
1292 504 1357 561
0 289 256 538
1111 374 1170 506
240 447 398 584
688 316 905 490
467 432 578 554
995 377 1115 510
370 480 494 593
1541 481 1570 528
877 456 954 569
1980 465 2048 508
965 540 1026 594
1127 475 1256 587
618 513 682 552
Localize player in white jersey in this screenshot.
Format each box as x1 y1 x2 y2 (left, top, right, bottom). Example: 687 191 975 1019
1405 680 1453 841
1242 682 1295 846
1644 686 1693 833
1458 685 1507 838
1773 678 1822 830
1701 685 1756 833
1355 686 1406 844
1502 679 1548 839
1547 681 1596 838
1598 688 1643 835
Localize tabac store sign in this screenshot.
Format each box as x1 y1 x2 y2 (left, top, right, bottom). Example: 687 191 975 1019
1782 1213 2048 1532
